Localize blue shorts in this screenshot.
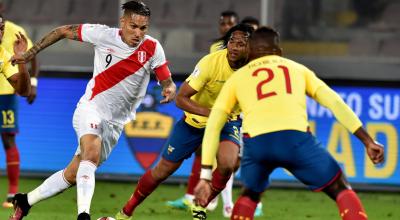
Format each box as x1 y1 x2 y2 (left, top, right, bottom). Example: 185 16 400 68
241 130 341 193
0 94 19 133
162 118 241 162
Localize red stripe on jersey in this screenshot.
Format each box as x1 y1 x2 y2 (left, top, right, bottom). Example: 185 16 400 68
89 39 157 100
154 62 171 81
78 24 83 42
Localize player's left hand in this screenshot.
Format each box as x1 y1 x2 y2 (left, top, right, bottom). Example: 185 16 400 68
13 32 28 56
366 141 384 164
160 83 176 104
26 85 37 104
193 179 212 208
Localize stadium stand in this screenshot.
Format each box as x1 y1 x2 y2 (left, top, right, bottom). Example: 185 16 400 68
0 0 398 80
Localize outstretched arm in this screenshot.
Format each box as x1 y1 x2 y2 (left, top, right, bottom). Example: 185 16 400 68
11 24 81 64
314 86 385 164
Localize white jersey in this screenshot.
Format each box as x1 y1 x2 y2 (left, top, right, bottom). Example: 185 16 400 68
77 24 169 125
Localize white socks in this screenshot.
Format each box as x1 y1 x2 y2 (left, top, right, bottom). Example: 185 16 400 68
27 170 71 206
221 174 234 208
77 160 97 214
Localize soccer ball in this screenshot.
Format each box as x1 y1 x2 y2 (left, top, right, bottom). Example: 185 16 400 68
97 217 116 220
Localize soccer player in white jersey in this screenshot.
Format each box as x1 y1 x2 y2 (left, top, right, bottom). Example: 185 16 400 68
8 1 176 220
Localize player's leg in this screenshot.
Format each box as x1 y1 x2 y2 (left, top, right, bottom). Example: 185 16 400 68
287 130 367 220
76 134 102 219
221 174 234 217
323 174 368 220
2 133 19 208
118 158 183 219
206 140 239 205
205 120 241 205
166 146 201 210
231 133 272 220
0 95 20 208
118 119 203 219
8 156 78 220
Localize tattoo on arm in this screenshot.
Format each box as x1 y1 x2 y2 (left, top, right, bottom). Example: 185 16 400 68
69 24 80 41
23 24 80 59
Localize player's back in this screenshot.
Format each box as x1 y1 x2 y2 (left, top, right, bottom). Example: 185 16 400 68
230 55 326 136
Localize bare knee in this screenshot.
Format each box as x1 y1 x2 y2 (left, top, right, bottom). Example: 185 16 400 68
323 173 351 200
217 141 239 176
151 158 182 182
79 134 102 165
63 156 82 184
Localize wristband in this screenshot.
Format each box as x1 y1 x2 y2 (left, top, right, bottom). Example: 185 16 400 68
200 168 212 181
30 77 38 87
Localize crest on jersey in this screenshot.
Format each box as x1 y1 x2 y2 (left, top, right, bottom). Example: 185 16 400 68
137 51 146 63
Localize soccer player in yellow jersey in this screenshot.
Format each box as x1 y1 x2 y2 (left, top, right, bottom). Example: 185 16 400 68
0 17 31 206
195 27 385 220
209 11 239 53
0 14 39 208
115 24 253 220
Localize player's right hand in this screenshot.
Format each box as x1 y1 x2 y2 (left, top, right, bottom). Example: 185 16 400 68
193 179 212 208
366 141 384 164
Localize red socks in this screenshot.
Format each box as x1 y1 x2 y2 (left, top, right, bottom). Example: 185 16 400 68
206 169 231 205
231 196 258 220
187 155 201 195
122 170 161 216
6 146 20 194
336 189 368 220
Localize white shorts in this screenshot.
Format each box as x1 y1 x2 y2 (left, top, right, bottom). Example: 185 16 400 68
72 105 123 164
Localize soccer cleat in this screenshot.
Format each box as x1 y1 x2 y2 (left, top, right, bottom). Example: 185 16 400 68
3 195 14 208
77 212 91 220
206 197 218 211
8 193 31 220
222 205 232 218
166 197 192 210
191 204 207 220
254 202 264 217
115 210 132 220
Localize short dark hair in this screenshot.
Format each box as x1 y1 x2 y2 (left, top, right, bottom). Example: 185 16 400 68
250 26 280 45
122 1 151 17
241 16 259 26
220 10 239 21
221 23 254 48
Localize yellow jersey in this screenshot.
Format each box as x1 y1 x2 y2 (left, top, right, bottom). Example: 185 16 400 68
0 46 19 94
184 49 240 128
213 55 328 136
0 21 33 95
209 40 223 53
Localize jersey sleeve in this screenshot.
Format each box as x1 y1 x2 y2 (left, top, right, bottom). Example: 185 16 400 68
213 77 238 113
201 78 238 167
150 41 171 81
79 24 109 45
185 56 211 91
314 86 362 133
1 50 18 79
304 67 326 98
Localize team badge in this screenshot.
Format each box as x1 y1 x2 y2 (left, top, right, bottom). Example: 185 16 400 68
137 51 146 63
124 112 174 170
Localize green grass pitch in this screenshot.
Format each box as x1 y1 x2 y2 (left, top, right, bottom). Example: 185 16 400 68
0 177 398 219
